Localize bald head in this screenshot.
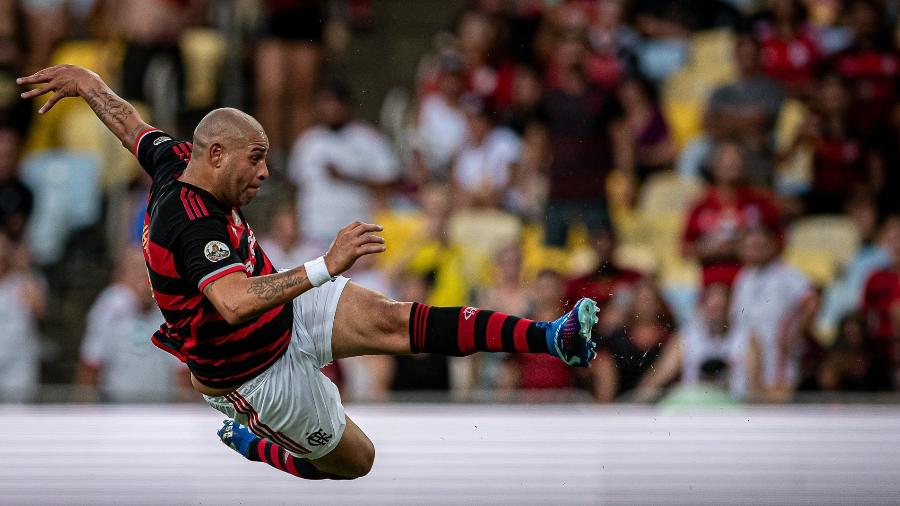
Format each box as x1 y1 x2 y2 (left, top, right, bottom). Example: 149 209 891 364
193 108 267 151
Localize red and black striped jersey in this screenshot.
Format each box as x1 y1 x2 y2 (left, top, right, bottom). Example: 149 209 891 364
134 129 292 388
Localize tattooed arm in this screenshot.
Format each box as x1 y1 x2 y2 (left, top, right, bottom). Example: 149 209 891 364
17 64 152 151
203 221 387 325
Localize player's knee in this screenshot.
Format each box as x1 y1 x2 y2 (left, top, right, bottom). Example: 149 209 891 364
342 439 375 479
372 297 410 337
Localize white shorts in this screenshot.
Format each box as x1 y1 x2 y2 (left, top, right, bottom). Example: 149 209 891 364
204 276 350 459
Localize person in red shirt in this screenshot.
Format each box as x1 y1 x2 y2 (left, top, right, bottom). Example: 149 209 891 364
683 139 783 287
565 225 642 315
755 0 820 97
861 213 900 390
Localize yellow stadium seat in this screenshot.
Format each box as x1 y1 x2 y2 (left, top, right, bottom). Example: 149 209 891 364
614 243 659 275
786 248 838 286
661 97 704 151
788 215 859 267
372 209 424 269
448 209 523 257
638 171 705 216
180 28 226 109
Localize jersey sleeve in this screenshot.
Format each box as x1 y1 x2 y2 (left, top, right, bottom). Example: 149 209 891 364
176 215 247 292
133 129 193 180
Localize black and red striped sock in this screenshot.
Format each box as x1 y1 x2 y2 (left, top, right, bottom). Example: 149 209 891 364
408 303 549 356
247 439 347 480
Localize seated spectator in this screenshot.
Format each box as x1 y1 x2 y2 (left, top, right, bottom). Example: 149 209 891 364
496 268 577 393
564 225 642 328
258 202 324 271
591 279 675 402
683 139 782 286
817 313 875 392
754 0 821 97
617 75 674 181
730 224 817 401
288 81 400 245
0 128 32 242
0 231 44 402
635 283 750 401
861 212 900 390
74 246 186 402
451 97 521 209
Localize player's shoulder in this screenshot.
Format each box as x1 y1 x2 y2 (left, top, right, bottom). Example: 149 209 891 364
152 182 228 229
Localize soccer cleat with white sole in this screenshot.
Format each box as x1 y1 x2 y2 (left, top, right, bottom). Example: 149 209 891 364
544 297 599 367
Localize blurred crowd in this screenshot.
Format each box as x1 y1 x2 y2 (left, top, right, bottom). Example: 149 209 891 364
2 0 900 405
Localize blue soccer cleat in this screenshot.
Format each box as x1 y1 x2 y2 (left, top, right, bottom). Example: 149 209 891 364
218 419 259 458
545 297 599 367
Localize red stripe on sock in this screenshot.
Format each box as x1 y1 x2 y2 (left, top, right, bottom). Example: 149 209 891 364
268 442 284 470
512 319 531 352
458 307 477 354
485 312 507 352
284 454 300 476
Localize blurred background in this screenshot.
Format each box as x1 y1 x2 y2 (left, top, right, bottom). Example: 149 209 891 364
2 0 900 408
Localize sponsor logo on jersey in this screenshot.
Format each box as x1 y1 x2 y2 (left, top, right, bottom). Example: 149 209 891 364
204 241 231 262
152 136 172 146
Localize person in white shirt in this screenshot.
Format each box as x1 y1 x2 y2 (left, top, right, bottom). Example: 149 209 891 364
288 82 400 244
452 98 521 209
0 233 44 403
74 246 185 402
729 225 817 401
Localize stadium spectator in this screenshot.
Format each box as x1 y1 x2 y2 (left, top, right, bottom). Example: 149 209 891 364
583 0 640 90
634 283 750 401
0 0 32 136
861 213 900 391
754 0 821 97
706 34 785 186
616 75 674 181
288 81 400 245
451 97 521 209
564 225 641 327
253 0 327 168
0 231 44 402
0 127 32 241
730 224 817 401
682 139 782 287
73 246 186 402
496 268 577 394
829 0 899 138
817 313 873 392
258 202 324 271
530 28 626 247
591 278 674 402
110 0 207 134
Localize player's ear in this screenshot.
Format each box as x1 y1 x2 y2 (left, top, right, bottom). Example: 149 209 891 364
209 142 225 167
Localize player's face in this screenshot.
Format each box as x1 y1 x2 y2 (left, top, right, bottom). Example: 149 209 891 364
227 137 269 207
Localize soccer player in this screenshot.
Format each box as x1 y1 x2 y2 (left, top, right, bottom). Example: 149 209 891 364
18 64 600 480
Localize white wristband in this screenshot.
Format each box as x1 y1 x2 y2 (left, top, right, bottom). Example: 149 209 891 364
304 256 335 287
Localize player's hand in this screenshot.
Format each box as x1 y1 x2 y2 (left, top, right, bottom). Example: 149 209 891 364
323 221 386 275
17 64 99 114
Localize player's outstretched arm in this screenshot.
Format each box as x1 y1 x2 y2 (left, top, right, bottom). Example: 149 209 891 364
17 64 153 151
205 222 386 325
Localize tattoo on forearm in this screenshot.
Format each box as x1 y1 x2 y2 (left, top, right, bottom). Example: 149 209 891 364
84 88 132 126
246 272 308 301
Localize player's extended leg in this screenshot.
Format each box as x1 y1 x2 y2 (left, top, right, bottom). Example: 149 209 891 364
331 282 599 366
218 415 373 480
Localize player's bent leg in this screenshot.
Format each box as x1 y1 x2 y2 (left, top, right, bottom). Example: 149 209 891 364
331 282 413 359
307 416 375 479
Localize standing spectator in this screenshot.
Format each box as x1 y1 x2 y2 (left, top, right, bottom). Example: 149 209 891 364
451 98 521 209
0 232 44 402
730 224 817 401
861 213 900 391
258 202 324 271
635 283 750 401
592 279 674 402
254 0 327 168
683 139 783 287
0 128 32 241
706 34 785 186
531 30 626 247
755 0 820 96
74 246 185 402
288 81 400 245
496 268 577 394
829 0 899 138
110 0 207 134
616 75 674 181
817 313 873 392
